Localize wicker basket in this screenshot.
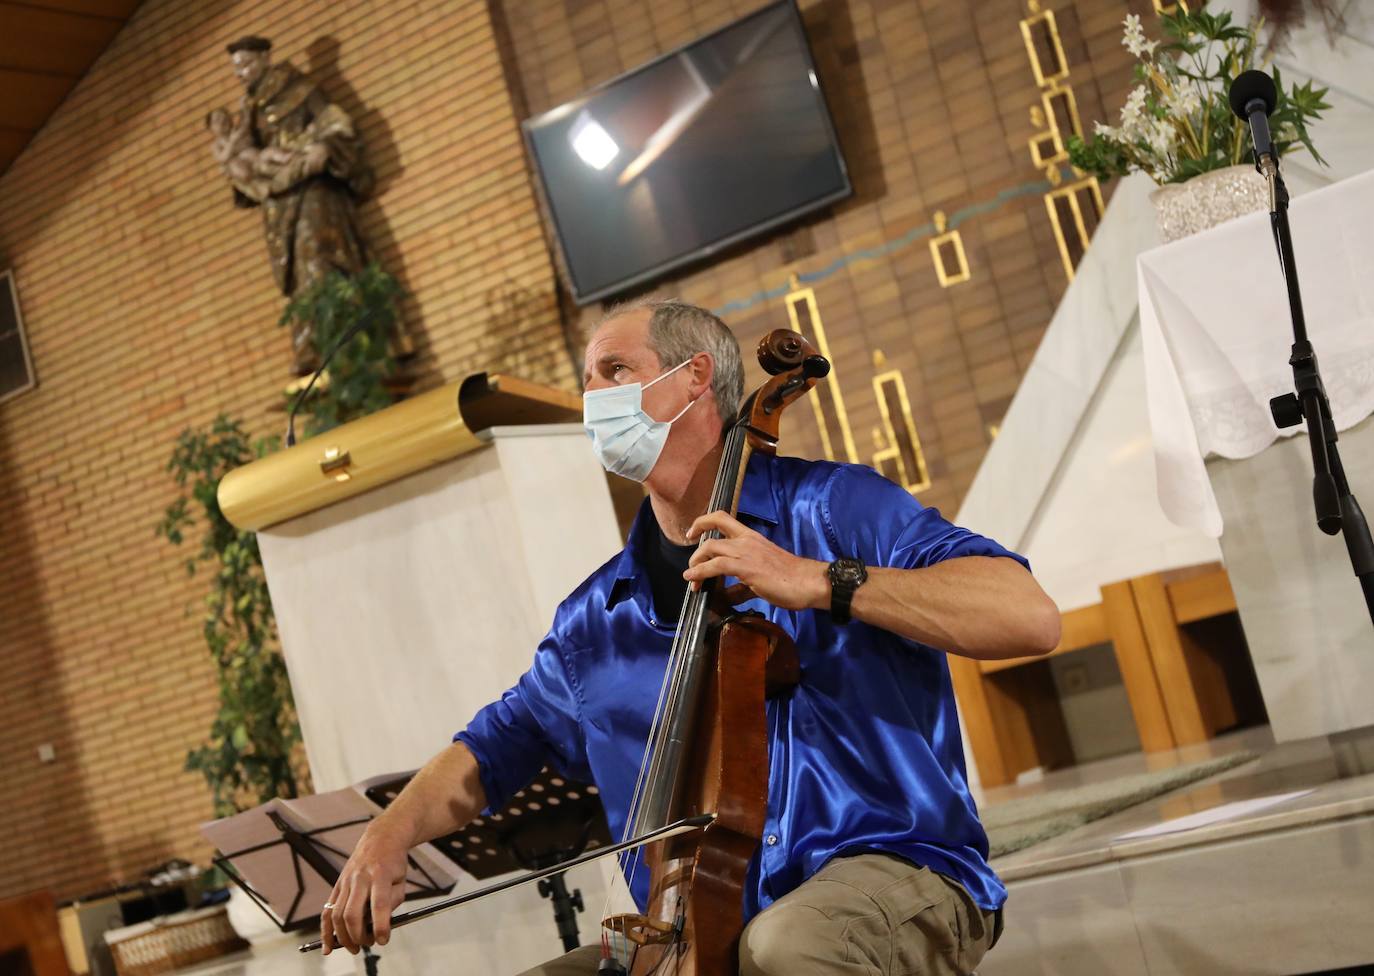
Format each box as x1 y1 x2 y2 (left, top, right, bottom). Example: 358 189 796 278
106 905 248 976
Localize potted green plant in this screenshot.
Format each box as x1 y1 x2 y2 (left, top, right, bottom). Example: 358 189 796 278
1068 7 1329 242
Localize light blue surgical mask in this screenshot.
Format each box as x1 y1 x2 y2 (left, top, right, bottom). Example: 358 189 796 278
583 358 700 482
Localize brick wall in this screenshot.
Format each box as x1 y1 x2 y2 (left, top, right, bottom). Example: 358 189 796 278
0 0 569 899
497 0 1151 517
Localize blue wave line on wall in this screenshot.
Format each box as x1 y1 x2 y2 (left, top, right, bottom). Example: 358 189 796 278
711 175 1057 318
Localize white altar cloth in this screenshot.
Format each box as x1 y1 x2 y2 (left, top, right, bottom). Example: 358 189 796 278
1137 168 1374 536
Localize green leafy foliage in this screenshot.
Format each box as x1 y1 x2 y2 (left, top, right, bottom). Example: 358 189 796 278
157 418 305 817
1067 9 1329 185
279 262 403 438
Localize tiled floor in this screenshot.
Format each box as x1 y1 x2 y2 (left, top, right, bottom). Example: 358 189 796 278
978 725 1374 976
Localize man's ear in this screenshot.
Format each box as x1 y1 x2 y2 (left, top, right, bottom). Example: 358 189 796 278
689 352 715 400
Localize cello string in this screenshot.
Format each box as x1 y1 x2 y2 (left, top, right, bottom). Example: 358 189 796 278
606 636 683 962
607 626 687 962
608 534 717 960
621 573 706 842
615 419 740 856
601 420 746 964
600 543 711 957
614 592 708 963
616 420 743 923
612 516 713 865
614 575 705 957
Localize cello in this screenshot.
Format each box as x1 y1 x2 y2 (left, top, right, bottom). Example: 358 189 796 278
300 328 829 973
599 328 829 975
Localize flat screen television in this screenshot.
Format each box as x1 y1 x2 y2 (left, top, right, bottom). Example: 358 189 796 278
523 0 852 305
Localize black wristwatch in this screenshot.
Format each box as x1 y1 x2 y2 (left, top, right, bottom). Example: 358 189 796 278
827 557 868 624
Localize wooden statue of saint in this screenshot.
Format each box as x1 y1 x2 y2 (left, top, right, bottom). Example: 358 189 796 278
210 35 378 376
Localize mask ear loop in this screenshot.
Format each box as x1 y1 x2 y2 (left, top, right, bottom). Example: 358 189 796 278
645 358 703 425
642 357 694 391
665 392 700 424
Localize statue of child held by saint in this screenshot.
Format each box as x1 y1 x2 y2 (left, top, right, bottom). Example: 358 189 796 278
206 107 330 203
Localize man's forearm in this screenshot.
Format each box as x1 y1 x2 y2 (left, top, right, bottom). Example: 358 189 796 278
374 741 488 847
843 556 1060 659
323 742 487 953
679 511 1060 660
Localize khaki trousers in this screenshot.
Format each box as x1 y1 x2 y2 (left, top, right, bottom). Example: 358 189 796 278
517 853 1002 975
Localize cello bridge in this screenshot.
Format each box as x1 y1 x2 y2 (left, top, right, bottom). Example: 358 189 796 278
602 914 676 946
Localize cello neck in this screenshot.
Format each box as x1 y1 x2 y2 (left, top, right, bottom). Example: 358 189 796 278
631 417 753 835
625 328 825 838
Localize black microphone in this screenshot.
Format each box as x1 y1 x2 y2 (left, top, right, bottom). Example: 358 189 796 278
1228 69 1279 172
285 308 378 447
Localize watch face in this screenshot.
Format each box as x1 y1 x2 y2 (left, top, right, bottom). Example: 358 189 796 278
831 559 864 585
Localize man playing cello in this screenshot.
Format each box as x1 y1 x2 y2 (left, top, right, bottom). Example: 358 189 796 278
323 300 1060 974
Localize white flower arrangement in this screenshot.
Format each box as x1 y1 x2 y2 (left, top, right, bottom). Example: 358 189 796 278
1069 8 1329 185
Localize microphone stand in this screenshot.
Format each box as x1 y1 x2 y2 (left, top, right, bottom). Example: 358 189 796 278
284 308 379 448
1258 155 1374 629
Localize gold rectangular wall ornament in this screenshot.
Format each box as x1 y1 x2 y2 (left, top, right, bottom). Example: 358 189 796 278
1019 3 1069 89
928 210 971 287
872 439 904 485
870 350 931 494
1043 175 1105 281
1042 82 1084 142
1028 128 1067 169
784 278 859 464
1027 104 1067 170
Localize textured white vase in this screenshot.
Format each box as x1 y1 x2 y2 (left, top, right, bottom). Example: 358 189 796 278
1149 164 1269 243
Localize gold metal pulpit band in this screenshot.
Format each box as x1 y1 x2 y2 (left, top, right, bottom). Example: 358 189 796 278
217 372 583 532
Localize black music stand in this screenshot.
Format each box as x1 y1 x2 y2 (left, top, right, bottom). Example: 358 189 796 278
365 766 613 953
212 803 453 975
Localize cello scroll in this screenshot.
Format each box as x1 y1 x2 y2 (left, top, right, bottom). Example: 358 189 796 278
747 329 830 450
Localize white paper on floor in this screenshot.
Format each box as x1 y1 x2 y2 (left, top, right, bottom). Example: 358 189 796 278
1112 789 1316 841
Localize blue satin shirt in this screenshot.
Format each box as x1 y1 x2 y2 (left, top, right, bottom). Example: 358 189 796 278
456 452 1025 919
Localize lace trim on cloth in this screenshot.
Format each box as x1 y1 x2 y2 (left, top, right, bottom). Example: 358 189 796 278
1189 343 1374 460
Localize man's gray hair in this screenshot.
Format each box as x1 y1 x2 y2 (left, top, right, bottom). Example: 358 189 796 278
601 298 744 424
